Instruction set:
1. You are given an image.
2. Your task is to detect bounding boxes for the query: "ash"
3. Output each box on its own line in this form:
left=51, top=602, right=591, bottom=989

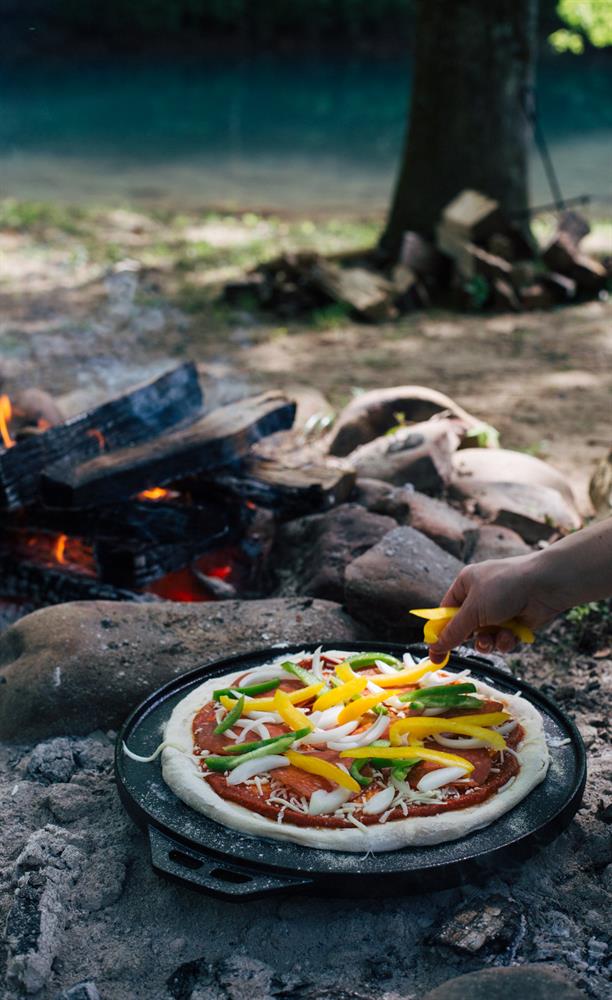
left=0, top=632, right=609, bottom=1000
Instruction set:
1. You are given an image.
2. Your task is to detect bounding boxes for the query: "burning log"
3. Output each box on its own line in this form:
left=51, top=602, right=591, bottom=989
left=206, top=455, right=356, bottom=516
left=0, top=551, right=154, bottom=605
left=41, top=391, right=296, bottom=508
left=0, top=363, right=202, bottom=510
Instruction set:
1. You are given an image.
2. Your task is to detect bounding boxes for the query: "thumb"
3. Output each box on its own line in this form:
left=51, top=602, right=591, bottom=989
left=429, top=601, right=480, bottom=662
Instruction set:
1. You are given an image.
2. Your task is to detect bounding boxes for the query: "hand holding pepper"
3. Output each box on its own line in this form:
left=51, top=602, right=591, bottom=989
left=427, top=519, right=612, bottom=663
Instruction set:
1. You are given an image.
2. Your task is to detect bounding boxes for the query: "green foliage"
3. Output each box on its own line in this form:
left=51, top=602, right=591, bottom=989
left=464, top=421, right=501, bottom=448
left=311, top=303, right=352, bottom=330
left=0, top=199, right=85, bottom=234
left=550, top=0, right=612, bottom=53
left=565, top=599, right=612, bottom=654
left=463, top=275, right=490, bottom=310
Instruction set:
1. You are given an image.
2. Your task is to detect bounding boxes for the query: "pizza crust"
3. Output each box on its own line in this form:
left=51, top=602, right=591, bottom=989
left=161, top=655, right=549, bottom=852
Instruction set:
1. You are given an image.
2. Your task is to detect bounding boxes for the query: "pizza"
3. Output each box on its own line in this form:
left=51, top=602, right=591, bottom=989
left=159, top=647, right=549, bottom=852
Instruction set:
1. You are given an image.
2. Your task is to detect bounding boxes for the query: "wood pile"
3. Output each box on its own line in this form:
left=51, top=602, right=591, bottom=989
left=224, top=190, right=608, bottom=320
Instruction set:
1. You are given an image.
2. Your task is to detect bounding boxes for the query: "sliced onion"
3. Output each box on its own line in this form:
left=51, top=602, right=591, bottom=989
left=434, top=733, right=488, bottom=749
left=417, top=766, right=468, bottom=792
left=226, top=754, right=288, bottom=786
left=308, top=787, right=352, bottom=815
left=310, top=646, right=324, bottom=682
left=301, top=721, right=358, bottom=745
left=422, top=706, right=448, bottom=716
left=247, top=710, right=283, bottom=722
left=234, top=720, right=271, bottom=743
left=375, top=659, right=399, bottom=675
left=309, top=705, right=343, bottom=729
left=494, top=719, right=518, bottom=736
left=327, top=713, right=389, bottom=750
left=363, top=786, right=395, bottom=815
left=402, top=653, right=416, bottom=667
left=238, top=666, right=288, bottom=686
left=366, top=680, right=385, bottom=694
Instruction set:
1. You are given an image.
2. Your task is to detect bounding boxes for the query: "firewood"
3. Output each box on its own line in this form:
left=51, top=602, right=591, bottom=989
left=542, top=232, right=606, bottom=292
left=41, top=392, right=296, bottom=508
left=0, top=363, right=202, bottom=511
left=558, top=209, right=590, bottom=248
left=310, top=260, right=396, bottom=321
left=439, top=190, right=505, bottom=244
left=493, top=279, right=521, bottom=312
left=0, top=551, right=154, bottom=605
left=520, top=283, right=556, bottom=310
left=542, top=272, right=577, bottom=302
left=467, top=244, right=514, bottom=283
left=206, top=455, right=356, bottom=516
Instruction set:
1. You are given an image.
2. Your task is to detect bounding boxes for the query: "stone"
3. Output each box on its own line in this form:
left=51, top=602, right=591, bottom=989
left=452, top=479, right=581, bottom=542
left=451, top=448, right=579, bottom=511
left=589, top=448, right=612, bottom=517
left=401, top=491, right=479, bottom=559
left=0, top=598, right=370, bottom=741
left=429, top=895, right=522, bottom=953
left=348, top=419, right=461, bottom=492
left=56, top=983, right=101, bottom=1000
left=327, top=385, right=482, bottom=457
left=345, top=527, right=463, bottom=637
left=421, top=964, right=588, bottom=1000
left=470, top=524, right=531, bottom=562
left=354, top=481, right=479, bottom=558
left=271, top=503, right=396, bottom=602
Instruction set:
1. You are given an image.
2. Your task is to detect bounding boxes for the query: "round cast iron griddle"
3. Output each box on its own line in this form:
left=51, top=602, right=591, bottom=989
left=115, top=643, right=586, bottom=900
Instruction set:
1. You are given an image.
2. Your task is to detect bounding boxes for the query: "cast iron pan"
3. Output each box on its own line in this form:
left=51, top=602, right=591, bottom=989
left=115, top=642, right=586, bottom=900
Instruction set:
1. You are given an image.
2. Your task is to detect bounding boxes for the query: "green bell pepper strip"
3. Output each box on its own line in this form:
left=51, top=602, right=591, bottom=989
left=213, top=696, right=245, bottom=735
left=212, top=679, right=280, bottom=701
left=399, top=683, right=477, bottom=704
left=206, top=732, right=300, bottom=773
left=347, top=652, right=401, bottom=670
left=222, top=727, right=311, bottom=756
left=373, top=704, right=388, bottom=716
left=349, top=759, right=373, bottom=788
left=281, top=660, right=317, bottom=686
left=391, top=761, right=419, bottom=780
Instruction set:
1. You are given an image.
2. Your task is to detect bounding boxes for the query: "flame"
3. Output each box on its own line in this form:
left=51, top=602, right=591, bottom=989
left=87, top=428, right=106, bottom=451
left=138, top=487, right=172, bottom=501
left=0, top=396, right=15, bottom=449
left=37, top=418, right=52, bottom=431
left=54, top=534, right=68, bottom=565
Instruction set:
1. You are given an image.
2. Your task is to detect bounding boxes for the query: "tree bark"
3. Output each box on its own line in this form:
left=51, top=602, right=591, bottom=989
left=380, top=0, right=538, bottom=259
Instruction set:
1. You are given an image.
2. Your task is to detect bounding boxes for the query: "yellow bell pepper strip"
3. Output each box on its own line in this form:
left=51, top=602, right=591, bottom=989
left=273, top=688, right=314, bottom=732
left=335, top=661, right=357, bottom=683
left=220, top=681, right=323, bottom=716
left=337, top=690, right=403, bottom=725
left=285, top=750, right=361, bottom=793
left=341, top=745, right=475, bottom=772
left=411, top=607, right=535, bottom=644
left=390, top=713, right=510, bottom=749
left=312, top=675, right=368, bottom=711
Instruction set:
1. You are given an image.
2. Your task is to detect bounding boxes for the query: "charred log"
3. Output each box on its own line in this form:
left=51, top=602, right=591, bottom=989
left=41, top=392, right=296, bottom=509
left=0, top=363, right=202, bottom=511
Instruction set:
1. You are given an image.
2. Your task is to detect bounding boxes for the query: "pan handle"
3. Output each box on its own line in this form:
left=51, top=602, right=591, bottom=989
left=148, top=827, right=315, bottom=900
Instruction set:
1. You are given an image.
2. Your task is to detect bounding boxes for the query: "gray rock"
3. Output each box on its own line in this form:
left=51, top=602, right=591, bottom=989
left=272, top=503, right=396, bottom=602
left=452, top=479, right=582, bottom=542
left=349, top=419, right=461, bottom=492
left=327, top=385, right=481, bottom=456
left=429, top=894, right=522, bottom=953
left=44, top=780, right=101, bottom=824
left=352, top=480, right=479, bottom=559
left=345, top=527, right=462, bottom=637
left=56, top=983, right=101, bottom=1000
left=421, top=964, right=587, bottom=1000
left=469, top=524, right=531, bottom=562
left=26, top=738, right=78, bottom=785
left=0, top=598, right=370, bottom=741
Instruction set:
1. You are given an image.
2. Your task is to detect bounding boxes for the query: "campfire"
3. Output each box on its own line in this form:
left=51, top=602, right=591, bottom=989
left=0, top=363, right=357, bottom=620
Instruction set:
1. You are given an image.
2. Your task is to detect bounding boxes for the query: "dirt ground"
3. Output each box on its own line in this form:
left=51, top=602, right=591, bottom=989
left=0, top=204, right=610, bottom=514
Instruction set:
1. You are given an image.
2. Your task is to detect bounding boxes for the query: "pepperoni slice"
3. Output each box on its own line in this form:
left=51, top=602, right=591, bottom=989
left=409, top=747, right=492, bottom=788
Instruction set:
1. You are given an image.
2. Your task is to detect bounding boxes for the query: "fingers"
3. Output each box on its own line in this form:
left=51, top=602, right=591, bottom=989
left=493, top=628, right=518, bottom=654
left=429, top=599, right=480, bottom=663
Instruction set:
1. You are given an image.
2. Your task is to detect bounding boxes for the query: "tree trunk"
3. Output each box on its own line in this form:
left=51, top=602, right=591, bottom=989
left=380, top=0, right=538, bottom=259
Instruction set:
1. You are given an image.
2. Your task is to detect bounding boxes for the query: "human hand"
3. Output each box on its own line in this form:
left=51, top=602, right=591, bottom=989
left=428, top=554, right=563, bottom=663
